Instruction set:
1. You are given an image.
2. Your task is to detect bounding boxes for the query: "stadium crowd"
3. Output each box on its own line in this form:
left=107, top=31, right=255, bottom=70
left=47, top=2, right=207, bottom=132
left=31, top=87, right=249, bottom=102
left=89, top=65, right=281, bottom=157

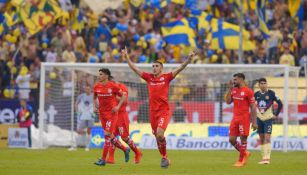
left=0, top=0, right=306, bottom=99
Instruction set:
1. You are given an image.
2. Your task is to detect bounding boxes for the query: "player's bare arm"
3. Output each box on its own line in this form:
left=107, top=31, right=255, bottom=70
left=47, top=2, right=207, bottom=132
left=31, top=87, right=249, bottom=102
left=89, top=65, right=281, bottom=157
left=225, top=80, right=233, bottom=104
left=250, top=103, right=258, bottom=131
left=112, top=92, right=127, bottom=113
left=122, top=47, right=143, bottom=77
left=172, top=49, right=196, bottom=78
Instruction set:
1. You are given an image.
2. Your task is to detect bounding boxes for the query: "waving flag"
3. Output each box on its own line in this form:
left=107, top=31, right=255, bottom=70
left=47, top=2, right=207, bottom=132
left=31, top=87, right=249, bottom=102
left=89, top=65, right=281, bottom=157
left=145, top=0, right=168, bottom=9
left=3, top=12, right=19, bottom=27
left=255, top=0, right=270, bottom=39
left=71, top=8, right=85, bottom=33
left=198, top=12, right=215, bottom=33
left=14, top=0, right=64, bottom=35
left=162, top=18, right=196, bottom=47
left=0, top=12, right=5, bottom=35
left=288, top=0, right=304, bottom=30
left=208, top=19, right=255, bottom=50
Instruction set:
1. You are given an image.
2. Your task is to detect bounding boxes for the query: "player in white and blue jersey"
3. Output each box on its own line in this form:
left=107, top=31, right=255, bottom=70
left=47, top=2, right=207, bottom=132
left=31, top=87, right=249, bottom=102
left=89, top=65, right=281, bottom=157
left=254, top=78, right=283, bottom=164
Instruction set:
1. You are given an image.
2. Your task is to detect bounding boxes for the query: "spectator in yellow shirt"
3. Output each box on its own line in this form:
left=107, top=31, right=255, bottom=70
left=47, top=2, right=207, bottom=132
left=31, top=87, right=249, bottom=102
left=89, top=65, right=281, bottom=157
left=279, top=46, right=295, bottom=66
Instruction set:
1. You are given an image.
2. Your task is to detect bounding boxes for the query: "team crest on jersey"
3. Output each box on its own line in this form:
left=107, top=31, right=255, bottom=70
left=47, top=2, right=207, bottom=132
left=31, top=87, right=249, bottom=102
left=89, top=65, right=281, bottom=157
left=108, top=88, right=112, bottom=93
left=160, top=77, right=165, bottom=81
left=265, top=96, right=269, bottom=100
left=259, top=100, right=266, bottom=107
left=241, top=92, right=245, bottom=96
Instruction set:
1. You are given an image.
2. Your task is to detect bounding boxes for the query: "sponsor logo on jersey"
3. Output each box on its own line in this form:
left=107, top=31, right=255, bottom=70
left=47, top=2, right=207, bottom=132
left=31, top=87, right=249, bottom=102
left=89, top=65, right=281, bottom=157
left=150, top=82, right=165, bottom=86
left=241, top=92, right=245, bottom=96
left=108, top=88, right=112, bottom=93
left=97, top=94, right=112, bottom=97
left=232, top=96, right=244, bottom=100
left=160, top=77, right=165, bottom=81
left=265, top=96, right=269, bottom=100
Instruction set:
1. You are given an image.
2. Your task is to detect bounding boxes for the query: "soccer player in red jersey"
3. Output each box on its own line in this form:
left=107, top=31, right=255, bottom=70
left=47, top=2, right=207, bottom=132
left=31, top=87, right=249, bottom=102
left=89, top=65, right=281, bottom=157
left=225, top=73, right=258, bottom=167
left=107, top=82, right=142, bottom=164
left=93, top=68, right=130, bottom=166
left=122, top=47, right=196, bottom=168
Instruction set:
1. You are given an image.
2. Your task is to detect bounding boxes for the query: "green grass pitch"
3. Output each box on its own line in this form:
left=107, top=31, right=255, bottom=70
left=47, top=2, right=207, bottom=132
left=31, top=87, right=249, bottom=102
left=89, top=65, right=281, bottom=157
left=0, top=148, right=306, bottom=175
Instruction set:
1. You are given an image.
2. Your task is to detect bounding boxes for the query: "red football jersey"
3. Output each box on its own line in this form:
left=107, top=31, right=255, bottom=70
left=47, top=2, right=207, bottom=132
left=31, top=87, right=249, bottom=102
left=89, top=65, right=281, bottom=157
left=93, top=81, right=122, bottom=116
left=231, top=86, right=255, bottom=118
left=141, top=72, right=174, bottom=111
left=117, top=83, right=128, bottom=112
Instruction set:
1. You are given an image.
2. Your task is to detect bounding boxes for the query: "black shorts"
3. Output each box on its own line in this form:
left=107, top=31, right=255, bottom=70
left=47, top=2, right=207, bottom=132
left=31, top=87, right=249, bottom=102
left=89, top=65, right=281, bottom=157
left=257, top=118, right=273, bottom=134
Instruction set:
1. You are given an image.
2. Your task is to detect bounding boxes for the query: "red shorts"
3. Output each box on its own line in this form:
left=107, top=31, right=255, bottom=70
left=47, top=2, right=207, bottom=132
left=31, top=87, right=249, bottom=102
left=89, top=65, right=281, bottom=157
left=150, top=110, right=170, bottom=135
left=229, top=116, right=250, bottom=136
left=114, top=111, right=130, bottom=138
left=99, top=112, right=118, bottom=134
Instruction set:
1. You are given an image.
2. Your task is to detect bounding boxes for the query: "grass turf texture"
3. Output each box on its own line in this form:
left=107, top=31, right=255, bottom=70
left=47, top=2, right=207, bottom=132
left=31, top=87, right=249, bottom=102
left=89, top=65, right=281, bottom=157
left=0, top=148, right=306, bottom=175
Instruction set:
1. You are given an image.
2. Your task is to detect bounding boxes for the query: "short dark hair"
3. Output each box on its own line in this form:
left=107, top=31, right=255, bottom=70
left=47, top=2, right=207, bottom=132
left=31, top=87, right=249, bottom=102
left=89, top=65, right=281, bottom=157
left=99, top=68, right=113, bottom=79
left=233, top=73, right=245, bottom=80
left=154, top=60, right=163, bottom=67
left=258, top=77, right=267, bottom=83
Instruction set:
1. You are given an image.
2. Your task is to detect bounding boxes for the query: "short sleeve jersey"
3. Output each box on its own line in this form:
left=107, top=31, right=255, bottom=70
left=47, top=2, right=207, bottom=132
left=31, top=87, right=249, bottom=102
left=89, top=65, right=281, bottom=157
left=231, top=86, right=255, bottom=118
left=93, top=81, right=122, bottom=115
left=141, top=72, right=174, bottom=111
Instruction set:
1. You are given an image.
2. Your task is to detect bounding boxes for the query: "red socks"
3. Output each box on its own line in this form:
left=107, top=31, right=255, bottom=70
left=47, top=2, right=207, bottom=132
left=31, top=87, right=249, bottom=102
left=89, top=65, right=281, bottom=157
left=239, top=142, right=247, bottom=161
left=111, top=137, right=127, bottom=152
left=102, top=136, right=110, bottom=160
left=234, top=141, right=241, bottom=152
left=108, top=144, right=115, bottom=160
left=156, top=137, right=167, bottom=157
left=124, top=138, right=140, bottom=154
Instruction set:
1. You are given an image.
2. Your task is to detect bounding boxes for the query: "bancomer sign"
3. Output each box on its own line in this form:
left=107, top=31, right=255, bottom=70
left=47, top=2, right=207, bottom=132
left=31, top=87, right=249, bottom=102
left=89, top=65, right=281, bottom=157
left=140, top=136, right=307, bottom=151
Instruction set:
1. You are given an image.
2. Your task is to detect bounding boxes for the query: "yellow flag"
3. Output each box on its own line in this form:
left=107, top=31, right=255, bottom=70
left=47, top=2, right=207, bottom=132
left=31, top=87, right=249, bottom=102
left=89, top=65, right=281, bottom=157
left=130, top=0, right=144, bottom=7
left=16, top=0, right=64, bottom=35
left=208, top=19, right=255, bottom=50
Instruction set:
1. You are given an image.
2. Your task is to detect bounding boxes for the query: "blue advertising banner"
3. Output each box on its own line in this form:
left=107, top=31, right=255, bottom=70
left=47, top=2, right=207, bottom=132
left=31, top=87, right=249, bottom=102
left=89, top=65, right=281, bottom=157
left=0, top=99, right=37, bottom=124
left=89, top=126, right=105, bottom=148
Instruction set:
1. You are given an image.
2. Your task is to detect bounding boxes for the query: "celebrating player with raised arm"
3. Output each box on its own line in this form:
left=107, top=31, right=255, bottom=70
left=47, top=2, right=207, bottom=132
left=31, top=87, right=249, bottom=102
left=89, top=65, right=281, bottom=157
left=225, top=73, right=258, bottom=167
left=255, top=78, right=283, bottom=164
left=93, top=68, right=130, bottom=166
left=122, top=47, right=196, bottom=168
left=107, top=82, right=142, bottom=164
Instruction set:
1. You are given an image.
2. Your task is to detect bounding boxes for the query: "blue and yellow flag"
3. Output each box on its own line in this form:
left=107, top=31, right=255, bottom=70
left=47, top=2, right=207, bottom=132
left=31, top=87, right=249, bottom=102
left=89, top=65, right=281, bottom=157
left=208, top=19, right=255, bottom=50
left=289, top=0, right=304, bottom=30
left=13, top=0, right=63, bottom=35
left=162, top=18, right=196, bottom=47
left=198, top=12, right=215, bottom=33
left=255, top=0, right=270, bottom=39
left=145, top=0, right=168, bottom=8
left=0, top=12, right=5, bottom=35
left=71, top=8, right=85, bottom=33
left=3, top=11, right=19, bottom=27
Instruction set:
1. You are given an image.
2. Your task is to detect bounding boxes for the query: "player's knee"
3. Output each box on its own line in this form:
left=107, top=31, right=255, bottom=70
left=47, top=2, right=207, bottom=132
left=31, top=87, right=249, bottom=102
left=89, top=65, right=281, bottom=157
left=122, top=137, right=129, bottom=143
left=229, top=138, right=236, bottom=145
left=156, top=133, right=164, bottom=141
left=264, top=137, right=271, bottom=144
left=104, top=132, right=112, bottom=137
